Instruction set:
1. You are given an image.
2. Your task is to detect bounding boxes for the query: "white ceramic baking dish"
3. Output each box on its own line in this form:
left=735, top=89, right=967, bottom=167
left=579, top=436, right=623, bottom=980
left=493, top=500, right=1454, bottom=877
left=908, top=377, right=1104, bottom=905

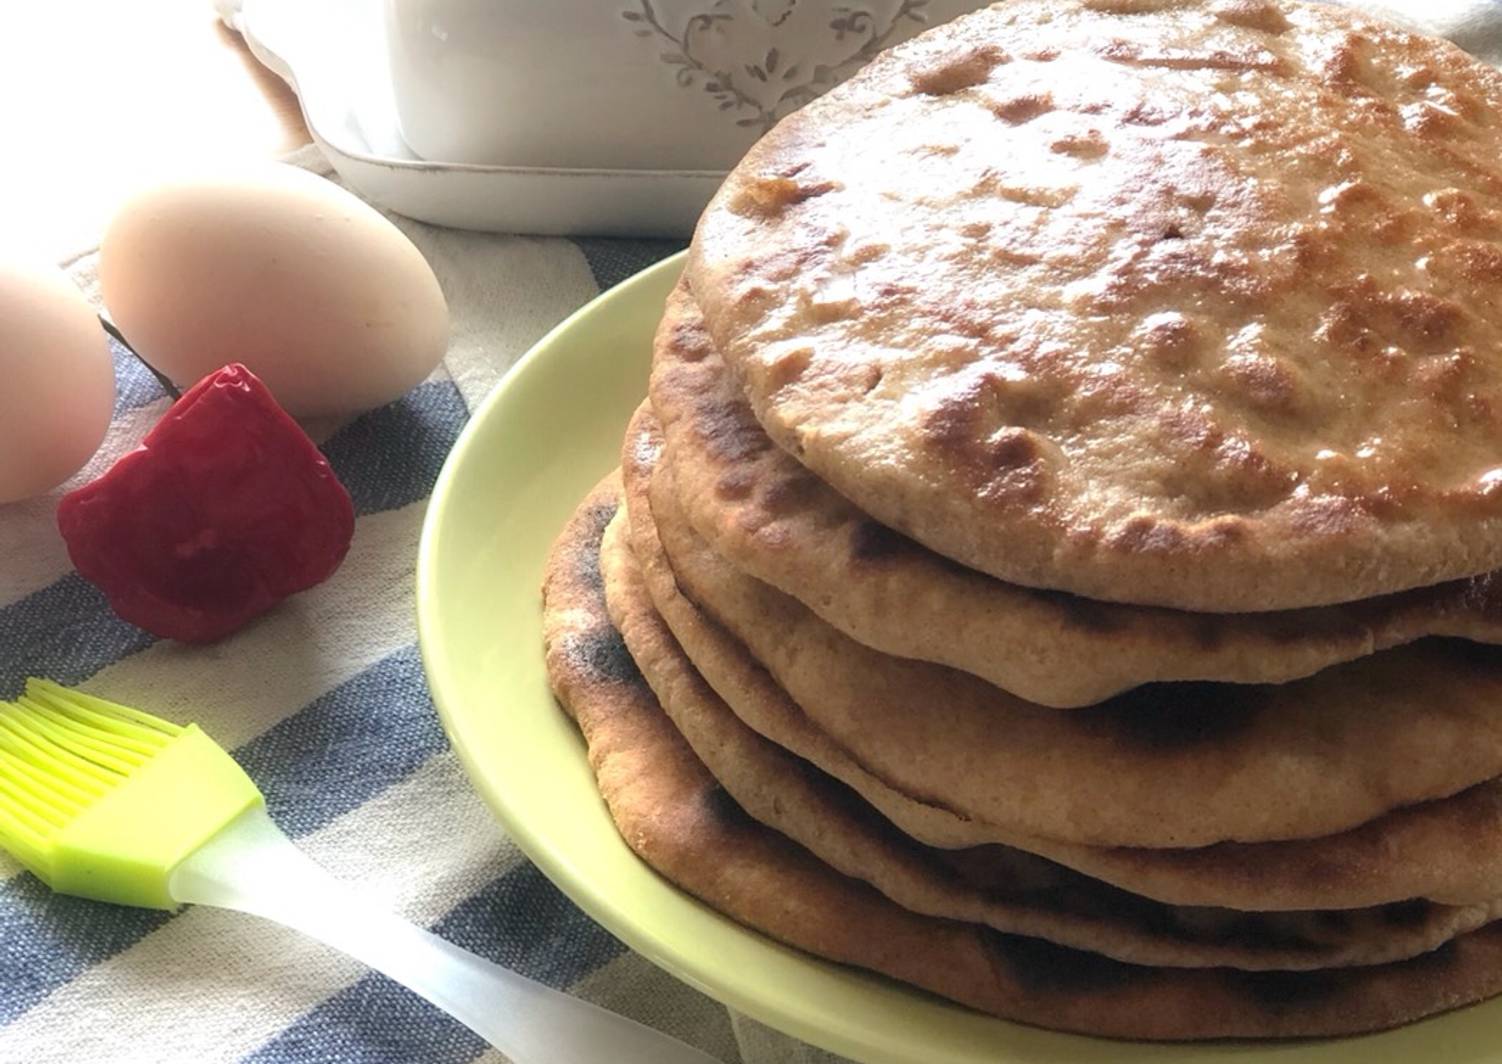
left=225, top=0, right=985, bottom=236
left=384, top=0, right=985, bottom=171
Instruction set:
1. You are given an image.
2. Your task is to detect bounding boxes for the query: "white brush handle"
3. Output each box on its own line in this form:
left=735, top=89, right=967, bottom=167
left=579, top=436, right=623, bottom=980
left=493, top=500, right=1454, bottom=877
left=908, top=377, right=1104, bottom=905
left=170, top=806, right=721, bottom=1064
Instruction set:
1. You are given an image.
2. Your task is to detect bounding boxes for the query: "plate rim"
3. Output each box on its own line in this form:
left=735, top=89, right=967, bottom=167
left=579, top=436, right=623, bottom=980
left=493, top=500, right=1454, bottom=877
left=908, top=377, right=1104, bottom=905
left=413, top=252, right=989, bottom=1062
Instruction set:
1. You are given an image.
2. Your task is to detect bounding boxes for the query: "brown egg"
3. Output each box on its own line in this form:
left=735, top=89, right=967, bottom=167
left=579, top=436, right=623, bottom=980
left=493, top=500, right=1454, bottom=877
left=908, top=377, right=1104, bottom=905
left=0, top=260, right=115, bottom=503
left=100, top=164, right=449, bottom=418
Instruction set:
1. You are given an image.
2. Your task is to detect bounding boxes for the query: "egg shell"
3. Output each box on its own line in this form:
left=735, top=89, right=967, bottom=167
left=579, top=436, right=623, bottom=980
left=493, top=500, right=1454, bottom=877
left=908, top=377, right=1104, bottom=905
left=99, top=164, right=449, bottom=418
left=0, top=260, right=115, bottom=504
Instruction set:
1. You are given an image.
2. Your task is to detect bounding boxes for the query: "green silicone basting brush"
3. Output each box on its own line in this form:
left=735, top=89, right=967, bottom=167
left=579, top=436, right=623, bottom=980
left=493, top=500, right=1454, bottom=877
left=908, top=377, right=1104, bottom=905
left=0, top=679, right=717, bottom=1064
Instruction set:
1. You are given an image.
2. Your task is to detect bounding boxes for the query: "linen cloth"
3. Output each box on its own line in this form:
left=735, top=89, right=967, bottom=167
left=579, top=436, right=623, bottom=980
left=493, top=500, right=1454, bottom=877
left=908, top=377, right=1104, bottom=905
left=0, top=145, right=801, bottom=1064
left=3, top=3, right=1501, bottom=1059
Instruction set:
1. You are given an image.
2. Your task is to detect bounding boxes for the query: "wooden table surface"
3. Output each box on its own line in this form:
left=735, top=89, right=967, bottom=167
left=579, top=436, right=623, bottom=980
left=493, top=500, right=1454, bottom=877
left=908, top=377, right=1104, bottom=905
left=3, top=0, right=311, bottom=263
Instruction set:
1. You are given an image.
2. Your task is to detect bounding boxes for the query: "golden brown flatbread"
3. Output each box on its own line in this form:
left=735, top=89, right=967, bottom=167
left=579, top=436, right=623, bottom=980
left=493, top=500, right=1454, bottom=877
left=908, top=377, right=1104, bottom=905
left=649, top=448, right=1502, bottom=848
left=542, top=474, right=1502, bottom=1039
left=623, top=405, right=1502, bottom=910
left=651, top=281, right=1502, bottom=707
left=689, top=0, right=1502, bottom=611
left=602, top=492, right=1502, bottom=970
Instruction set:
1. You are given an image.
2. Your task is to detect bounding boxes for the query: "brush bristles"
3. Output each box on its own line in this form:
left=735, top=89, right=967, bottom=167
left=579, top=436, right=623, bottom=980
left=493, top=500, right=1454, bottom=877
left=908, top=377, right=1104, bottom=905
left=0, top=680, right=184, bottom=870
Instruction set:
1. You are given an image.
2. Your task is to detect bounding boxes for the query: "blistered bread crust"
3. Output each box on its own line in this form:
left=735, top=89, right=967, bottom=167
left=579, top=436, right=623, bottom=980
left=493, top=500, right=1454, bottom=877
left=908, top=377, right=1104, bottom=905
left=690, top=0, right=1502, bottom=610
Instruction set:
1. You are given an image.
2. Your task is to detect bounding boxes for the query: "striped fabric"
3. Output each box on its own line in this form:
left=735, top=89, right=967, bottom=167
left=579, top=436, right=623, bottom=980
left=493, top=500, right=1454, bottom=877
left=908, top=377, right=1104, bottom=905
left=0, top=147, right=842, bottom=1064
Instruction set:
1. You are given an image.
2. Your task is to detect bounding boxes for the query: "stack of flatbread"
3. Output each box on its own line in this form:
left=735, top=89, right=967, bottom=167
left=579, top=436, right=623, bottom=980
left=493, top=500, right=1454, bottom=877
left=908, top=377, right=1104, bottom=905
left=542, top=0, right=1502, bottom=1040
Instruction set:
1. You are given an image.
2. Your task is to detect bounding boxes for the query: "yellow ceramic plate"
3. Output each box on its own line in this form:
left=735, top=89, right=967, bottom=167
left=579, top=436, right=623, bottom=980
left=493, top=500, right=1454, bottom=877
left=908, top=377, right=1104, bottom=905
left=415, top=252, right=1502, bottom=1064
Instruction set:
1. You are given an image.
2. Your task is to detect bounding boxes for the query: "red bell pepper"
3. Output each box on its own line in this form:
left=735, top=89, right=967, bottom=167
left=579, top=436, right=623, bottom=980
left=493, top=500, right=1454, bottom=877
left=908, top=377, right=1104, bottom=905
left=58, top=363, right=355, bottom=643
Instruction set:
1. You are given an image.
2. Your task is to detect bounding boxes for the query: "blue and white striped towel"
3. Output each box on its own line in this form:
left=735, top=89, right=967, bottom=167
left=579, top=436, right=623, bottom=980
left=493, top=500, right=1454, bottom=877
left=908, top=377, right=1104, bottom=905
left=0, top=146, right=839, bottom=1064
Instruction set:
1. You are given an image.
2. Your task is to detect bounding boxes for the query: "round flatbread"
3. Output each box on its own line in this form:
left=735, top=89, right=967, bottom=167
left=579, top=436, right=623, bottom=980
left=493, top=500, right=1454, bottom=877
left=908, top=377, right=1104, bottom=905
left=542, top=474, right=1502, bottom=1039
left=603, top=479, right=1502, bottom=970
left=689, top=0, right=1502, bottom=611
left=651, top=281, right=1502, bottom=706
left=650, top=445, right=1502, bottom=847
left=622, top=407, right=1502, bottom=909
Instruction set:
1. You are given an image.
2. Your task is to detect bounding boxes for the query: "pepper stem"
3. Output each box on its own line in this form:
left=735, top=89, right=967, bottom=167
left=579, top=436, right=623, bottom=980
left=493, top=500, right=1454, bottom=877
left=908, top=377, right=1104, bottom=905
left=97, top=317, right=182, bottom=400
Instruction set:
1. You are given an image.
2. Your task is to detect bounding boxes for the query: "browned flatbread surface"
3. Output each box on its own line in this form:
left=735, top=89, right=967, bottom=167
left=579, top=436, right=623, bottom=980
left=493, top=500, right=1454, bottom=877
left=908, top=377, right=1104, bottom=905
left=605, top=456, right=1502, bottom=970
left=624, top=405, right=1502, bottom=910
left=689, top=0, right=1502, bottom=611
left=651, top=281, right=1502, bottom=706
left=542, top=473, right=1502, bottom=1039
left=647, top=444, right=1502, bottom=848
